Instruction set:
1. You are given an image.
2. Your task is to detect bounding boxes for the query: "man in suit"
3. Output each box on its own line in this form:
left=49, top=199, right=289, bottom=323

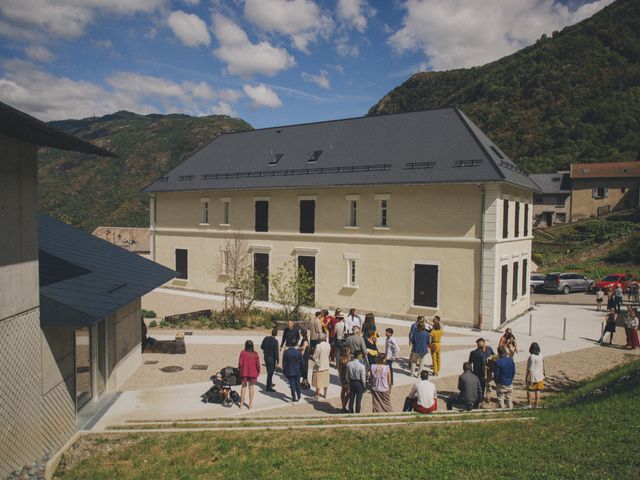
left=282, top=340, right=304, bottom=402
left=260, top=328, right=279, bottom=392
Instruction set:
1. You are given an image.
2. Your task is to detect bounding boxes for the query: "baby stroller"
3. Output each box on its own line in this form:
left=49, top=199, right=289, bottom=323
left=201, top=366, right=241, bottom=407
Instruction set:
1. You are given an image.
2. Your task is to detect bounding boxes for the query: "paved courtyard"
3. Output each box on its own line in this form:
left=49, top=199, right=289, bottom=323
left=90, top=288, right=621, bottom=430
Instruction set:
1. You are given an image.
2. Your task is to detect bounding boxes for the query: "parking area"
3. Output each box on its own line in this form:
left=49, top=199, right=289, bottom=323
left=531, top=291, right=596, bottom=305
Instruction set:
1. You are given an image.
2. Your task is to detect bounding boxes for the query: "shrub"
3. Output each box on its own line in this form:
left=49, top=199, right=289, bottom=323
left=148, top=320, right=158, bottom=328
left=141, top=309, right=157, bottom=318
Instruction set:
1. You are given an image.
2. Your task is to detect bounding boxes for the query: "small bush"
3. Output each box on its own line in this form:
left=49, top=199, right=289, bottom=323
left=141, top=309, right=157, bottom=318
left=148, top=320, right=158, bottom=328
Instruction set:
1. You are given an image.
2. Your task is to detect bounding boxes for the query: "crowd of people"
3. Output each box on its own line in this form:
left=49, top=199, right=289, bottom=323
left=234, top=309, right=547, bottom=412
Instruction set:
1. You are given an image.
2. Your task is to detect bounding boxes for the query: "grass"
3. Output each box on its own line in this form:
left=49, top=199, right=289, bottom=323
left=55, top=360, right=640, bottom=480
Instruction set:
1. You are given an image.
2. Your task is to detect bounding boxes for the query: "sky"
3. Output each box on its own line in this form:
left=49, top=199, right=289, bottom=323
left=0, top=0, right=614, bottom=128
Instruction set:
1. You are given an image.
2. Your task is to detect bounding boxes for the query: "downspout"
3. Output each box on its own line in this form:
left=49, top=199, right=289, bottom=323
left=477, top=184, right=486, bottom=331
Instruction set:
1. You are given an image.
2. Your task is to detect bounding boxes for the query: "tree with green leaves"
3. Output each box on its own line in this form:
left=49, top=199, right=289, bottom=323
left=270, top=259, right=314, bottom=323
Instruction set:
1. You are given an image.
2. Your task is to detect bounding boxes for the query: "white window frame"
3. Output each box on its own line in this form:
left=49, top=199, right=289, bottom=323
left=411, top=260, right=441, bottom=309
left=345, top=195, right=359, bottom=228
left=343, top=253, right=359, bottom=288
left=220, top=248, right=230, bottom=276
left=200, top=198, right=210, bottom=225
left=220, top=197, right=231, bottom=226
left=375, top=194, right=390, bottom=229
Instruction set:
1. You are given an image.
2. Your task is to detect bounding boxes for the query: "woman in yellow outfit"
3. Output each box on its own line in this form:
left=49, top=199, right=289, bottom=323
left=430, top=316, right=444, bottom=376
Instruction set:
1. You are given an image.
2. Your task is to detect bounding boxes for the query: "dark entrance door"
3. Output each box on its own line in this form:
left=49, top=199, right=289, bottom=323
left=413, top=264, right=438, bottom=308
left=297, top=256, right=315, bottom=305
left=545, top=212, right=553, bottom=227
left=500, top=264, right=509, bottom=325
left=253, top=253, right=269, bottom=301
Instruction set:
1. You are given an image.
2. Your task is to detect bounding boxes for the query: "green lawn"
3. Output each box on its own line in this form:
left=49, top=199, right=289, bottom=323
left=56, top=360, right=640, bottom=480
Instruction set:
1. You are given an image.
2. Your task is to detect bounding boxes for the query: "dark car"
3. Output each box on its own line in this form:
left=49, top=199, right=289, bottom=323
left=543, top=272, right=594, bottom=294
left=530, top=274, right=546, bottom=294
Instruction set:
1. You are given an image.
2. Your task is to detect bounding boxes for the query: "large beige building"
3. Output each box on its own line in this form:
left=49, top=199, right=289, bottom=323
left=0, top=102, right=174, bottom=477
left=147, top=108, right=539, bottom=329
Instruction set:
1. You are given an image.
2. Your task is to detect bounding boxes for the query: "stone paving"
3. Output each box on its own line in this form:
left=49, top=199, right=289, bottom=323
left=92, top=289, right=614, bottom=431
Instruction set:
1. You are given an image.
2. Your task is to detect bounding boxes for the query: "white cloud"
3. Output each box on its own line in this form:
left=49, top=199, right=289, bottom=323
left=25, top=45, right=54, bottom=62
left=0, top=60, right=242, bottom=121
left=336, top=0, right=375, bottom=33
left=388, top=0, right=615, bottom=71
left=301, top=69, right=330, bottom=89
left=93, top=39, right=113, bottom=50
left=167, top=10, right=210, bottom=47
left=0, top=0, right=165, bottom=40
left=334, top=64, right=344, bottom=75
left=243, top=83, right=282, bottom=108
left=335, top=35, right=359, bottom=57
left=218, top=88, right=244, bottom=103
left=212, top=14, right=296, bottom=78
left=243, top=0, right=333, bottom=53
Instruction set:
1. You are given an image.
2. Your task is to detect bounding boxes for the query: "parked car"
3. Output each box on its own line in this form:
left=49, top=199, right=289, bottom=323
left=543, top=272, right=594, bottom=294
left=530, top=274, right=546, bottom=294
left=592, top=273, right=638, bottom=293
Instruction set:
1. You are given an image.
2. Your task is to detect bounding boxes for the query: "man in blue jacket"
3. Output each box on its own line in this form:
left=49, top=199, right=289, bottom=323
left=409, top=319, right=430, bottom=377
left=282, top=340, right=304, bottom=402
left=260, top=328, right=279, bottom=392
left=494, top=346, right=516, bottom=409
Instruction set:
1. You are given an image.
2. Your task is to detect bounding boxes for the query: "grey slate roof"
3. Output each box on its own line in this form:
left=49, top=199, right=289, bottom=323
left=145, top=107, right=540, bottom=194
left=0, top=101, right=115, bottom=157
left=39, top=213, right=176, bottom=327
left=529, top=173, right=571, bottom=194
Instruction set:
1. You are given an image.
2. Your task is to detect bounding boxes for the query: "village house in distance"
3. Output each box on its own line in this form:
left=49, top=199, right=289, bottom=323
left=146, top=108, right=541, bottom=329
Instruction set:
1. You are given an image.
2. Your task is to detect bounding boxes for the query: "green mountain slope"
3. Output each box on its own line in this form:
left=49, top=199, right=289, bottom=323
left=369, top=0, right=640, bottom=173
left=38, top=111, right=252, bottom=231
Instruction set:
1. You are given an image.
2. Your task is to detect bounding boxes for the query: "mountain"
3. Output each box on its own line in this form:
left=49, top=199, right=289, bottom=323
left=369, top=0, right=640, bottom=174
left=38, top=111, right=252, bottom=232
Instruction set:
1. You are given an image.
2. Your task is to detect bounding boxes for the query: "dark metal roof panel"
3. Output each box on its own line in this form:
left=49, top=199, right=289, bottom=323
left=0, top=101, right=115, bottom=157
left=145, top=108, right=538, bottom=193
left=529, top=173, right=571, bottom=194
left=38, top=213, right=176, bottom=326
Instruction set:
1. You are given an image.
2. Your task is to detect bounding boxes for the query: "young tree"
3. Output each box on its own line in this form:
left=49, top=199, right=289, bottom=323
left=270, top=259, right=314, bottom=322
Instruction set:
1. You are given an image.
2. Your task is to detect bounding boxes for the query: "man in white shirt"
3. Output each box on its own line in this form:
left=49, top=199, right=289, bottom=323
left=346, top=352, right=367, bottom=413
left=345, top=308, right=361, bottom=335
left=385, top=327, right=400, bottom=385
left=403, top=370, right=438, bottom=414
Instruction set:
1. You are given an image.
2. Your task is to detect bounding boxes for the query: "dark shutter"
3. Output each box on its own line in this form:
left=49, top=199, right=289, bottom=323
left=255, top=201, right=269, bottom=232
left=524, top=204, right=529, bottom=236
left=413, top=264, right=438, bottom=308
left=502, top=199, right=509, bottom=238
left=514, top=202, right=520, bottom=237
left=522, top=259, right=528, bottom=295
left=299, top=200, right=315, bottom=234
left=253, top=253, right=269, bottom=300
left=297, top=256, right=316, bottom=305
left=512, top=261, right=519, bottom=301
left=175, top=249, right=188, bottom=279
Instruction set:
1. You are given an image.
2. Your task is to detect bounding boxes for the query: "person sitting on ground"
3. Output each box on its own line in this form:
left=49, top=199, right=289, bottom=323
left=409, top=319, right=430, bottom=377
left=337, top=346, right=351, bottom=412
left=403, top=370, right=438, bottom=414
left=468, top=338, right=495, bottom=400
left=446, top=362, right=483, bottom=411
left=281, top=319, right=300, bottom=352
left=371, top=354, right=392, bottom=413
left=526, top=342, right=545, bottom=409
left=498, top=328, right=518, bottom=356
left=384, top=328, right=399, bottom=385
left=282, top=339, right=304, bottom=403
left=346, top=351, right=367, bottom=414
left=238, top=340, right=260, bottom=409
left=345, top=326, right=369, bottom=365
left=260, top=328, right=279, bottom=392
left=599, top=308, right=617, bottom=345
left=312, top=333, right=331, bottom=400
left=494, top=346, right=516, bottom=409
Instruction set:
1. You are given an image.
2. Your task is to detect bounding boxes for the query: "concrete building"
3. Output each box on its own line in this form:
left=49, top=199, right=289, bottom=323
left=570, top=161, right=640, bottom=221
left=530, top=172, right=572, bottom=227
left=0, top=102, right=174, bottom=477
left=146, top=108, right=540, bottom=329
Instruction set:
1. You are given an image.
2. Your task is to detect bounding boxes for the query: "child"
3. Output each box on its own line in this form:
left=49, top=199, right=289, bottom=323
left=384, top=328, right=399, bottom=385
left=595, top=287, right=604, bottom=311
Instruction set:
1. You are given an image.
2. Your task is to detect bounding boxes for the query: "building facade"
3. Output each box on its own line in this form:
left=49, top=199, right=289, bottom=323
left=530, top=172, right=572, bottom=227
left=147, top=108, right=538, bottom=329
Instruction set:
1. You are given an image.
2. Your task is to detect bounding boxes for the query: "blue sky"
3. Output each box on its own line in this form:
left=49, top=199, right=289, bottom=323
left=0, top=0, right=613, bottom=128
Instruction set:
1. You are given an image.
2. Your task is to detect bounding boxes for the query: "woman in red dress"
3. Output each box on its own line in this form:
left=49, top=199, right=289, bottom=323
left=238, top=340, right=260, bottom=409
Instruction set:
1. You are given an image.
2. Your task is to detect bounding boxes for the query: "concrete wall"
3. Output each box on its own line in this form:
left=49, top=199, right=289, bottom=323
left=571, top=178, right=639, bottom=221
left=107, top=298, right=142, bottom=391
left=0, top=135, right=44, bottom=478
left=152, top=183, right=532, bottom=327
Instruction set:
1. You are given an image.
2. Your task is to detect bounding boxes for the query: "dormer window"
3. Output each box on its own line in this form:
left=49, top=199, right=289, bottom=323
left=269, top=153, right=283, bottom=166
left=308, top=150, right=323, bottom=163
